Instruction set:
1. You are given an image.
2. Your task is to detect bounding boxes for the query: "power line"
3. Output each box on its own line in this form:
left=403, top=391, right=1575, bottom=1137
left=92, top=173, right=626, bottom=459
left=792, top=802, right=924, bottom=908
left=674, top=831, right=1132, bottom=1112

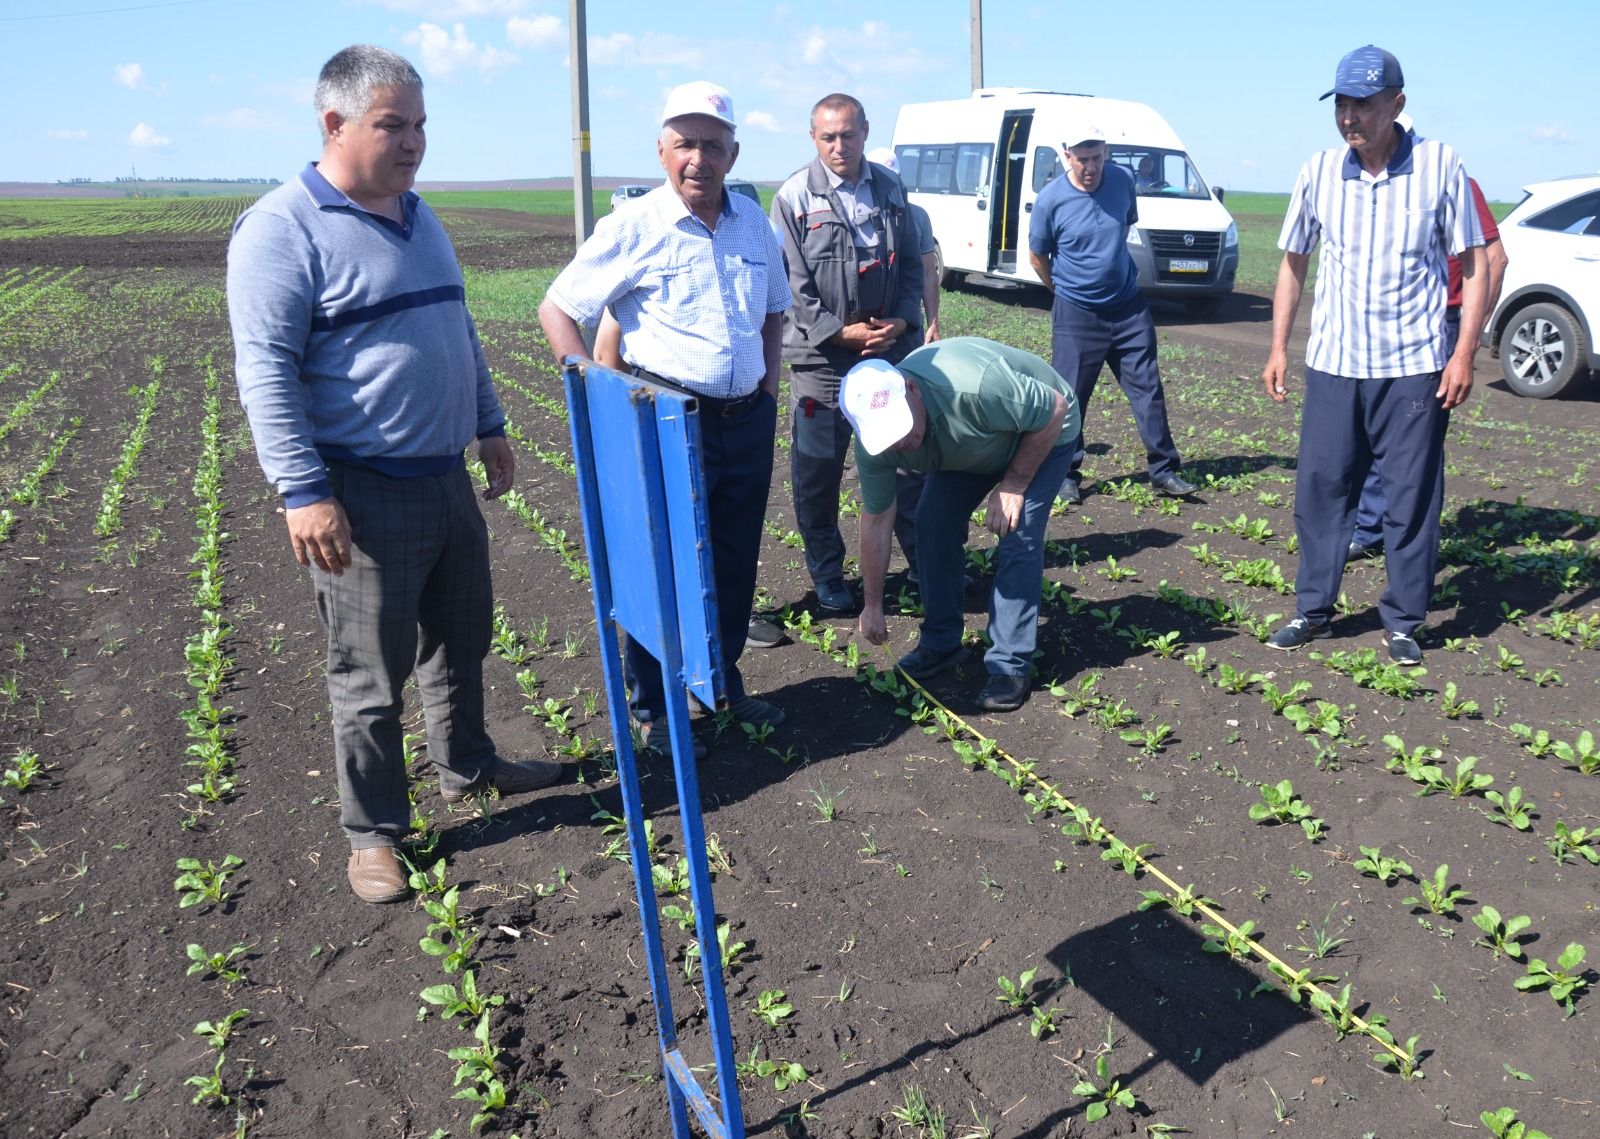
left=0, top=0, right=227, bottom=23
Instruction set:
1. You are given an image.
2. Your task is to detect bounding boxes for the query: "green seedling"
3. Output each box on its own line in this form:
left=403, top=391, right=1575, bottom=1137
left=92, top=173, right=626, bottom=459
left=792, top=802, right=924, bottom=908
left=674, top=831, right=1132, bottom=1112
left=683, top=919, right=748, bottom=981
left=1215, top=663, right=1263, bottom=694
left=1439, top=681, right=1478, bottom=719
left=1029, top=1004, right=1065, bottom=1038
left=1073, top=1052, right=1140, bottom=1122
left=651, top=856, right=690, bottom=896
left=1137, top=883, right=1216, bottom=917
left=736, top=1042, right=808, bottom=1091
left=1283, top=700, right=1343, bottom=737
left=402, top=854, right=450, bottom=897
left=1483, top=785, right=1536, bottom=831
left=420, top=968, right=504, bottom=1022
left=1260, top=679, right=1312, bottom=713
left=888, top=1084, right=946, bottom=1133
left=751, top=988, right=794, bottom=1027
left=1201, top=919, right=1257, bottom=961
left=1290, top=906, right=1351, bottom=959
left=1479, top=1107, right=1552, bottom=1139
left=807, top=781, right=839, bottom=821
left=1120, top=723, right=1175, bottom=756
left=1100, top=836, right=1154, bottom=875
left=1403, top=864, right=1470, bottom=916
left=184, top=1053, right=231, bottom=1107
left=1495, top=644, right=1524, bottom=672
left=447, top=1011, right=505, bottom=1128
left=1352, top=846, right=1412, bottom=883
left=1437, top=755, right=1494, bottom=799
left=1546, top=822, right=1600, bottom=866
left=995, top=966, right=1039, bottom=1010
left=1140, top=630, right=1183, bottom=658
left=1552, top=730, right=1600, bottom=775
left=1181, top=647, right=1212, bottom=675
left=185, top=942, right=249, bottom=984
left=1366, top=1020, right=1424, bottom=1080
left=2, top=750, right=42, bottom=790
left=193, top=1008, right=249, bottom=1050
left=1471, top=906, right=1532, bottom=960
left=1514, top=943, right=1590, bottom=1006
left=1306, top=982, right=1360, bottom=1039
left=1508, top=723, right=1555, bottom=758
left=420, top=884, right=480, bottom=973
left=174, top=854, right=243, bottom=908
left=1248, top=780, right=1320, bottom=840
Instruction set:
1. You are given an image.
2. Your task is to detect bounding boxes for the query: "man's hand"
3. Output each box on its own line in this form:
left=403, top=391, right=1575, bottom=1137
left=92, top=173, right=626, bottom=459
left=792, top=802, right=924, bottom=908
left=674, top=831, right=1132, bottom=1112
left=479, top=435, right=516, bottom=499
left=831, top=317, right=906, bottom=357
left=1436, top=356, right=1474, bottom=410
left=924, top=317, right=940, bottom=344
left=1261, top=348, right=1291, bottom=402
left=286, top=497, right=352, bottom=575
left=984, top=485, right=1025, bottom=538
left=858, top=605, right=888, bottom=645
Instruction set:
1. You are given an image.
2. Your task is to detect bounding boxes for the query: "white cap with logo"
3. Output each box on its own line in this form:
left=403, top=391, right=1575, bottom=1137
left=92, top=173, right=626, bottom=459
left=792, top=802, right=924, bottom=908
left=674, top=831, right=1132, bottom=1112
left=841, top=359, right=913, bottom=455
left=660, top=81, right=737, bottom=130
left=1061, top=122, right=1107, bottom=150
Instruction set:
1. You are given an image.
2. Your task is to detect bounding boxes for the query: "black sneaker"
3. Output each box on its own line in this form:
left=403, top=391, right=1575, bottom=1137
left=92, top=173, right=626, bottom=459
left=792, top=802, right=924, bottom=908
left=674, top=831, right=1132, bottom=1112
left=1385, top=630, right=1423, bottom=666
left=977, top=673, right=1028, bottom=712
left=1058, top=480, right=1082, bottom=506
left=1266, top=617, right=1331, bottom=651
left=746, top=615, right=784, bottom=649
left=896, top=643, right=970, bottom=680
left=815, top=579, right=856, bottom=614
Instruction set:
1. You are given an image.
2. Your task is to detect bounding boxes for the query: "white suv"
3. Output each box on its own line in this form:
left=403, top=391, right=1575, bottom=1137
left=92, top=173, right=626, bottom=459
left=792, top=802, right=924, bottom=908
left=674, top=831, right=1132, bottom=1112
left=1484, top=174, right=1600, bottom=398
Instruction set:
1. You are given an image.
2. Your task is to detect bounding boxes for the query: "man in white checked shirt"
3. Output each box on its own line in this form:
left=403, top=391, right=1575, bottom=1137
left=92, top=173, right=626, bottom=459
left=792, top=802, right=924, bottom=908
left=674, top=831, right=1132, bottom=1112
left=539, top=81, right=793, bottom=761
left=1261, top=45, right=1486, bottom=667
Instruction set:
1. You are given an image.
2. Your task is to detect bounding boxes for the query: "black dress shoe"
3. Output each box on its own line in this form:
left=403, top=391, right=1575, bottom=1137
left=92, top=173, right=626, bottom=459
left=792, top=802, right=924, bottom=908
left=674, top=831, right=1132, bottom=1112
left=1151, top=473, right=1198, bottom=497
left=1348, top=539, right=1384, bottom=559
left=1058, top=481, right=1082, bottom=506
left=977, top=673, right=1028, bottom=712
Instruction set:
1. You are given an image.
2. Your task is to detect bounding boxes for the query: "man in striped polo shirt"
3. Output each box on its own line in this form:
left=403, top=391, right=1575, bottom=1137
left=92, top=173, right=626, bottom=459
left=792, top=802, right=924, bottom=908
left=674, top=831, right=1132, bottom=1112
left=1262, top=45, right=1487, bottom=666
left=229, top=45, right=562, bottom=905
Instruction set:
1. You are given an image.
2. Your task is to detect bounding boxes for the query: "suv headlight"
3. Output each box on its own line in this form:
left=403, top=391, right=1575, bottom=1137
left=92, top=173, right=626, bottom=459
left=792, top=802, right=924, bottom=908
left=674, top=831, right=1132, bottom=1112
left=1126, top=227, right=1143, bottom=246
left=1224, top=221, right=1239, bottom=249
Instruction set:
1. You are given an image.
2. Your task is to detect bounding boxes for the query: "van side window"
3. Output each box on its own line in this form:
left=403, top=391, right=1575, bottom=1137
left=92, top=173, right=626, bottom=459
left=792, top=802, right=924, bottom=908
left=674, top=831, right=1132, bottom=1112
left=1033, top=147, right=1062, bottom=192
left=896, top=146, right=921, bottom=190
left=912, top=146, right=956, bottom=193
left=954, top=144, right=993, bottom=196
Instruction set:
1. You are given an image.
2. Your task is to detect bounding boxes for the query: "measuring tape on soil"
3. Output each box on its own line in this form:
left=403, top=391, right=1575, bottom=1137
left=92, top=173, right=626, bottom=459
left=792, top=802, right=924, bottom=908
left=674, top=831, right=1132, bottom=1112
left=873, top=649, right=1414, bottom=1070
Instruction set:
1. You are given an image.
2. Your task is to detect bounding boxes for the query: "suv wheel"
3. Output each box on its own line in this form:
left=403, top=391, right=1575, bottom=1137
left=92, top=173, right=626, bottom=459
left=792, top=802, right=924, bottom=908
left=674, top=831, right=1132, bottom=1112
left=1499, top=301, right=1587, bottom=398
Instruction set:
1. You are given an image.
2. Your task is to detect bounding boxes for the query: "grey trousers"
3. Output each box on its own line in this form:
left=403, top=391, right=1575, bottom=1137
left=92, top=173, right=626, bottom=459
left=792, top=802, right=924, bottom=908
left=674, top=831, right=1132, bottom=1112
left=313, top=461, right=497, bottom=847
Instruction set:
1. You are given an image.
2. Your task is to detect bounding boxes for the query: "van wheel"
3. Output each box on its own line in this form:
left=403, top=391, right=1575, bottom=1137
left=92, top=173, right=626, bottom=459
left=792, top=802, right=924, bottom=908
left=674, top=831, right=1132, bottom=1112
left=1183, top=296, right=1222, bottom=319
left=933, top=244, right=951, bottom=288
left=1499, top=301, right=1586, bottom=398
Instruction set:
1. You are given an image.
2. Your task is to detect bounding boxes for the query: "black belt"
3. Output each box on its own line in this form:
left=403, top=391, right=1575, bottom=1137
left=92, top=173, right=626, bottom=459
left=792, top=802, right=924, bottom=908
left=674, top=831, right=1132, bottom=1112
left=1445, top=305, right=1461, bottom=323
left=629, top=365, right=763, bottom=417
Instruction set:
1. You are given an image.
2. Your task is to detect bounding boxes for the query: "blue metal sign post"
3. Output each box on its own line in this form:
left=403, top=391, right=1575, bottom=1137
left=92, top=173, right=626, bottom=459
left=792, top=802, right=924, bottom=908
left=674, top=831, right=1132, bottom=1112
left=562, top=358, right=745, bottom=1139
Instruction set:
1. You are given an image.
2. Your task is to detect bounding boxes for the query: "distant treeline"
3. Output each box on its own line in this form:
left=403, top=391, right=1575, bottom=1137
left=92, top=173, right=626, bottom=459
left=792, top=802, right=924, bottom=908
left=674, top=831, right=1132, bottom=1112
left=57, top=177, right=282, bottom=185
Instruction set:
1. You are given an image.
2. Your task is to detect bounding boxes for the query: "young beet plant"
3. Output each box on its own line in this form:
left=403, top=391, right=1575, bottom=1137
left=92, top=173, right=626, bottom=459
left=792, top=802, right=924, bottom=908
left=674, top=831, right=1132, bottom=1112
left=1352, top=846, right=1413, bottom=884
left=1514, top=943, right=1591, bottom=1009
left=1472, top=907, right=1532, bottom=960
left=1073, top=1053, right=1140, bottom=1122
left=1403, top=864, right=1471, bottom=917
left=1480, top=1106, right=1552, bottom=1139
left=1248, top=780, right=1325, bottom=842
left=174, top=855, right=243, bottom=909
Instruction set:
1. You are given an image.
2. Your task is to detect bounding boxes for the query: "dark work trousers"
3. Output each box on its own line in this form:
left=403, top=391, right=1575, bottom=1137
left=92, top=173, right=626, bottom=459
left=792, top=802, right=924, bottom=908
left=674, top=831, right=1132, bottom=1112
left=626, top=390, right=777, bottom=723
left=313, top=461, right=497, bottom=848
left=913, top=446, right=1072, bottom=677
left=1293, top=368, right=1449, bottom=633
left=791, top=392, right=922, bottom=588
left=1352, top=315, right=1460, bottom=548
left=1049, top=294, right=1182, bottom=491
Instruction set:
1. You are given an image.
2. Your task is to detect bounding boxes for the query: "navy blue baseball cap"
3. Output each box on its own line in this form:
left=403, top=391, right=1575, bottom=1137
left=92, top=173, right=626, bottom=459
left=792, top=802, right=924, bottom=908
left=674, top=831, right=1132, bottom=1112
left=1320, top=44, right=1405, bottom=100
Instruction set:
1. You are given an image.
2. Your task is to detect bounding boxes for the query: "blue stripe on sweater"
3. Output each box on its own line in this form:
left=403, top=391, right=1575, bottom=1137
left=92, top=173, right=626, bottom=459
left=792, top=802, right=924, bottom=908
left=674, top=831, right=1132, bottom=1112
left=311, top=284, right=466, bottom=333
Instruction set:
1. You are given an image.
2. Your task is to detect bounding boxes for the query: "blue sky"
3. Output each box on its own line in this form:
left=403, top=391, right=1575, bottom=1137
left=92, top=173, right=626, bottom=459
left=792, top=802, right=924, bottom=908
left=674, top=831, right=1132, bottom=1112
left=4, top=0, right=1595, bottom=201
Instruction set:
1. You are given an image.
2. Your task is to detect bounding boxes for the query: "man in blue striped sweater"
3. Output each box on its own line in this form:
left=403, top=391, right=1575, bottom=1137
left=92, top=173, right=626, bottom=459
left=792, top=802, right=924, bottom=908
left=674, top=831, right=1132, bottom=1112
left=1262, top=45, right=1487, bottom=667
left=228, top=45, right=561, bottom=905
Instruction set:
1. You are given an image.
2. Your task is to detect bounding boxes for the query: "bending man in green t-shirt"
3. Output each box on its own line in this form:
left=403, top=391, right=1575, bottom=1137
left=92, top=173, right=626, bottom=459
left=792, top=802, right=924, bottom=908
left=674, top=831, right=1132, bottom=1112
left=841, top=337, right=1079, bottom=711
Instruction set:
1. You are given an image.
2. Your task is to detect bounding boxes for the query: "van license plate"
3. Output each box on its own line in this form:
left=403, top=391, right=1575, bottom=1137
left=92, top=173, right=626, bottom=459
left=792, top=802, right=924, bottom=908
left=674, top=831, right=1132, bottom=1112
left=1168, top=258, right=1209, bottom=273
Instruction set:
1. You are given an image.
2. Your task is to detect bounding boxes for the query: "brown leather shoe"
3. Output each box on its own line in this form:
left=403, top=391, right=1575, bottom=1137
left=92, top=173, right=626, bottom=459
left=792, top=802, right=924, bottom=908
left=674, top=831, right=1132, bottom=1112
left=347, top=847, right=409, bottom=904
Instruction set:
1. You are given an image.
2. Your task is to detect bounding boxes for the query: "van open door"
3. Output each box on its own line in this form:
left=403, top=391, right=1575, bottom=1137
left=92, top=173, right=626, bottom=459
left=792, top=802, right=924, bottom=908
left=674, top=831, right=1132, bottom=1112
left=990, top=111, right=1033, bottom=275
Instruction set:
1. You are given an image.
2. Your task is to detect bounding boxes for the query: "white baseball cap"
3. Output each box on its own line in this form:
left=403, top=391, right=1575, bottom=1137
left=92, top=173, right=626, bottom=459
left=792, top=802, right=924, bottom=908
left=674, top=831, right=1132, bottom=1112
left=660, top=81, right=737, bottom=130
left=1061, top=122, right=1107, bottom=150
left=866, top=146, right=898, bottom=173
left=841, top=359, right=913, bottom=455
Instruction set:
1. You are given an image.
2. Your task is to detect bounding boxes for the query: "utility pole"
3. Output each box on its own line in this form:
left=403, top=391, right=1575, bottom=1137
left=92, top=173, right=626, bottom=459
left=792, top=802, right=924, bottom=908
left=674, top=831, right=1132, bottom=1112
left=568, top=0, right=594, bottom=246
left=970, top=0, right=984, bottom=91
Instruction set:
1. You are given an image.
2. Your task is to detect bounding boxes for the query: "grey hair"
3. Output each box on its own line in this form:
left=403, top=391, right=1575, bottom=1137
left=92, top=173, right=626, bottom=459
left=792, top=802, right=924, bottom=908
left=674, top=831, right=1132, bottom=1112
left=314, top=45, right=422, bottom=138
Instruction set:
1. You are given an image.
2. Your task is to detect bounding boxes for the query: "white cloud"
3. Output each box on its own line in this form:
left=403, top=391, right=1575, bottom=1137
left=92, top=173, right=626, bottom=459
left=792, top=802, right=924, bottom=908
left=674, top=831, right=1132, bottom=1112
left=506, top=13, right=562, bottom=50
left=262, top=77, right=317, bottom=106
left=404, top=22, right=519, bottom=76
left=128, top=122, right=171, bottom=148
left=364, top=0, right=526, bottom=16
left=588, top=31, right=701, bottom=69
left=47, top=128, right=89, bottom=141
left=1238, top=158, right=1259, bottom=170
left=800, top=32, right=828, bottom=66
left=1531, top=125, right=1573, bottom=144
left=201, top=108, right=281, bottom=131
left=742, top=110, right=782, bottom=134
left=114, top=62, right=144, bottom=89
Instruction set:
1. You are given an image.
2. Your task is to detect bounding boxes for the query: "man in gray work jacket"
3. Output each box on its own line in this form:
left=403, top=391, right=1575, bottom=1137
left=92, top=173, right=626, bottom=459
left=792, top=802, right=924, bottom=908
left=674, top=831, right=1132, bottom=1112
left=772, top=92, right=924, bottom=614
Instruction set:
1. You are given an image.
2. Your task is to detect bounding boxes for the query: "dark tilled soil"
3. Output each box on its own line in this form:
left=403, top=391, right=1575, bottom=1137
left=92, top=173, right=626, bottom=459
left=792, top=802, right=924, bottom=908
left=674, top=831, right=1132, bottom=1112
left=0, top=222, right=1596, bottom=1139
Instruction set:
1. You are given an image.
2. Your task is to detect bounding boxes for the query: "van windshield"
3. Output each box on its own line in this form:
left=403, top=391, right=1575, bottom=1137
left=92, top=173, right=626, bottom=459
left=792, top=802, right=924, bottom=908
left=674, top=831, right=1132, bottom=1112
left=1110, top=147, right=1212, bottom=200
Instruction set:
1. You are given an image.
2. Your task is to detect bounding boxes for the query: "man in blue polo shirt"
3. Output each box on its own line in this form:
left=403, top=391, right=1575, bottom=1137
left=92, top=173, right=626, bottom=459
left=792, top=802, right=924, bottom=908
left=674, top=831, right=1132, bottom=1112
left=228, top=45, right=562, bottom=905
left=1262, top=45, right=1486, bottom=665
left=1028, top=124, right=1195, bottom=505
